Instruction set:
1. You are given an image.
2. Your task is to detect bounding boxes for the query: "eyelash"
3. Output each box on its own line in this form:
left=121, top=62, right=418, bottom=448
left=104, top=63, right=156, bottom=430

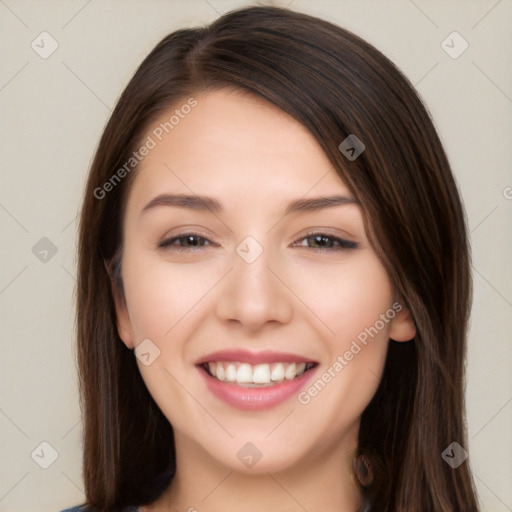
left=157, top=231, right=358, bottom=252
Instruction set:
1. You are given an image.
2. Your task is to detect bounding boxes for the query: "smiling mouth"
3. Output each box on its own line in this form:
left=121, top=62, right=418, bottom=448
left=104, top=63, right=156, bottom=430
left=200, top=361, right=317, bottom=387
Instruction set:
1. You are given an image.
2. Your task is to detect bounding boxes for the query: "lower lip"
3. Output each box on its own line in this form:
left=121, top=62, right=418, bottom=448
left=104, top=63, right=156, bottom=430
left=198, top=366, right=318, bottom=411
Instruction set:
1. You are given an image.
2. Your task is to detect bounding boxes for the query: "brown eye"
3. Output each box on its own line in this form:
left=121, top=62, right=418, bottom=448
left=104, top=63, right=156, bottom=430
left=295, top=233, right=357, bottom=251
left=158, top=233, right=213, bottom=251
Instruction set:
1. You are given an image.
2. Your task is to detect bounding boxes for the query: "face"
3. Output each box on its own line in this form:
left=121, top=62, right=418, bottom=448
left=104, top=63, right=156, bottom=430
left=114, top=88, right=415, bottom=475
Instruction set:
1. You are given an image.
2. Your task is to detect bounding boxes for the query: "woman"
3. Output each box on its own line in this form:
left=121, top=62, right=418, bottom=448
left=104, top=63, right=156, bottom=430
left=62, top=5, right=480, bottom=511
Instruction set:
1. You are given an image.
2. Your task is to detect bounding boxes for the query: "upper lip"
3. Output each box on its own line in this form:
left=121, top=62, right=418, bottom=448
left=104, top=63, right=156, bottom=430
left=195, top=349, right=317, bottom=366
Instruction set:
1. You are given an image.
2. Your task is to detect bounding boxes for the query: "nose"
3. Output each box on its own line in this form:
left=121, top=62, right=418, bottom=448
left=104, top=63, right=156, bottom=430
left=214, top=244, right=294, bottom=331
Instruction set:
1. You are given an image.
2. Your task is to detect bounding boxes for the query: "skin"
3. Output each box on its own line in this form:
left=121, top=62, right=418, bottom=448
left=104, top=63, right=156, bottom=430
left=113, top=88, right=416, bottom=511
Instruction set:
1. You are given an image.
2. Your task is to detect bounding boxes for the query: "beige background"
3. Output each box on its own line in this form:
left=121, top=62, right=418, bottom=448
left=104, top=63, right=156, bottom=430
left=0, top=0, right=511, bottom=511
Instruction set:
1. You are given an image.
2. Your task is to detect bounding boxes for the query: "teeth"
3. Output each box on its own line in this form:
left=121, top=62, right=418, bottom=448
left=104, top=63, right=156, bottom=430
left=216, top=362, right=226, bottom=381
left=237, top=363, right=253, bottom=383
left=226, top=363, right=237, bottom=382
left=271, top=363, right=285, bottom=382
left=253, top=364, right=271, bottom=384
left=284, top=363, right=296, bottom=380
left=205, top=361, right=313, bottom=386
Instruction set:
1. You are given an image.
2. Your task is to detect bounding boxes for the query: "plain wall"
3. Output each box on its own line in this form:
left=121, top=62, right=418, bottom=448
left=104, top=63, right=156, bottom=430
left=0, top=1, right=511, bottom=511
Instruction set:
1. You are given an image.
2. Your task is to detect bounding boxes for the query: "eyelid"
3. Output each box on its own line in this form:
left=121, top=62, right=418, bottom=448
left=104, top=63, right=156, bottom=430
left=157, top=225, right=216, bottom=243
left=295, top=227, right=357, bottom=241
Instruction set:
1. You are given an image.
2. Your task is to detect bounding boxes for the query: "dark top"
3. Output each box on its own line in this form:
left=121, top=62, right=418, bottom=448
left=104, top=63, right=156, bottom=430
left=60, top=468, right=175, bottom=511
left=60, top=507, right=139, bottom=512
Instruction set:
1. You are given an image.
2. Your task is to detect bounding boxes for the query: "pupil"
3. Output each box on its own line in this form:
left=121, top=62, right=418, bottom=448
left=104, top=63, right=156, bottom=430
left=186, top=236, right=200, bottom=246
left=312, top=235, right=330, bottom=247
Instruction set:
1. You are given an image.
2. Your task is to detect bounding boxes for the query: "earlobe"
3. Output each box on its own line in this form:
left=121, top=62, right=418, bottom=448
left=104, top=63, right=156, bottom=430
left=110, top=280, right=135, bottom=350
left=389, top=305, right=416, bottom=342
left=105, top=252, right=135, bottom=349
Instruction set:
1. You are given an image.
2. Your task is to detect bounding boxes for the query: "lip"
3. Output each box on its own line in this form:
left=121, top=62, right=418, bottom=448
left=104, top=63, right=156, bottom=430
left=197, top=359, right=318, bottom=411
left=196, top=349, right=317, bottom=366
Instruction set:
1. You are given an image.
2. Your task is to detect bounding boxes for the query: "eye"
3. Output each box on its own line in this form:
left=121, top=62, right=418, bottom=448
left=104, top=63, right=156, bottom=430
left=293, top=232, right=358, bottom=251
left=157, top=233, right=214, bottom=252
left=157, top=231, right=357, bottom=253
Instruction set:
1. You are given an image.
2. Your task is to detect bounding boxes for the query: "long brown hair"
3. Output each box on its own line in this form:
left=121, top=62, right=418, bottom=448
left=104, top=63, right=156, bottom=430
left=76, top=6, right=479, bottom=511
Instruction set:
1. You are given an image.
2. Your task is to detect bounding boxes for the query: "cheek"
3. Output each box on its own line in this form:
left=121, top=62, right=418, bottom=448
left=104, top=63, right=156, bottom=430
left=121, top=252, right=215, bottom=342
left=120, top=254, right=208, bottom=427
left=291, top=252, right=394, bottom=344
left=292, top=254, right=393, bottom=414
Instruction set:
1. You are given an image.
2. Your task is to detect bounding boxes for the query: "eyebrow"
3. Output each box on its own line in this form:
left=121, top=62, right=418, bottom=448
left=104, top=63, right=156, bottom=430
left=141, top=193, right=358, bottom=216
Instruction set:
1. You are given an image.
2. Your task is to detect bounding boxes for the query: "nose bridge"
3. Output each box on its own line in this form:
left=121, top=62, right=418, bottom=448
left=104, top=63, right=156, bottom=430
left=214, top=234, right=293, bottom=329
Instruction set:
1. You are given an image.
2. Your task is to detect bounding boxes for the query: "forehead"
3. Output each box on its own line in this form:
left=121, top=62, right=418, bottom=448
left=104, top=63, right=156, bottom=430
left=126, top=88, right=353, bottom=211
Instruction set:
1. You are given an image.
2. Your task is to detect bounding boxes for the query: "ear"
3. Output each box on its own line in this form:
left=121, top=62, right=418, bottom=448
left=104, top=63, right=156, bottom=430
left=110, top=277, right=135, bottom=350
left=388, top=303, right=416, bottom=342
